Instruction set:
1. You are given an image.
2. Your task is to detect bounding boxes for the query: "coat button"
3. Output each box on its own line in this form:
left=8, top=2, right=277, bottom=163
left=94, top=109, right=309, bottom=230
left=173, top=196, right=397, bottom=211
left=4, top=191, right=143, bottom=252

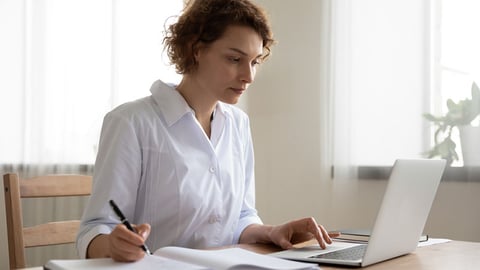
left=208, top=215, right=217, bottom=224
left=208, top=214, right=221, bottom=224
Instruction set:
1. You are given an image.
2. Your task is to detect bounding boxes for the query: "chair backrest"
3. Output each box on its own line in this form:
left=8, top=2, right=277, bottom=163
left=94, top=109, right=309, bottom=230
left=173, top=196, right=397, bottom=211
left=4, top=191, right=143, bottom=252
left=3, top=173, right=92, bottom=269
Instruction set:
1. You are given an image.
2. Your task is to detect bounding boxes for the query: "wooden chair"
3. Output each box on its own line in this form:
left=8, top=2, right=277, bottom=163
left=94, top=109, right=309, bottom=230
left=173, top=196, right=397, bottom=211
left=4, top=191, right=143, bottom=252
left=3, top=173, right=92, bottom=269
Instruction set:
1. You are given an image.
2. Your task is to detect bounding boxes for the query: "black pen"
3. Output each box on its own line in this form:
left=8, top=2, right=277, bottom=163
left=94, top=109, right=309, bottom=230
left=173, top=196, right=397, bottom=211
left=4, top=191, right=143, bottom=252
left=109, top=199, right=152, bottom=255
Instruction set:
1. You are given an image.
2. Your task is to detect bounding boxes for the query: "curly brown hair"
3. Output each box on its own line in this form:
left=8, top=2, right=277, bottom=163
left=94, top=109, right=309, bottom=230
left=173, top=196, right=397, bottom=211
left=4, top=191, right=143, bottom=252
left=163, top=0, right=275, bottom=75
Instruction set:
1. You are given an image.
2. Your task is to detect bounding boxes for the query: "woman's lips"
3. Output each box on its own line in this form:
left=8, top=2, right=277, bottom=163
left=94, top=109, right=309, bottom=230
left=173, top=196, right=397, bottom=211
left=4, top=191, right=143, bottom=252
left=231, top=87, right=245, bottom=94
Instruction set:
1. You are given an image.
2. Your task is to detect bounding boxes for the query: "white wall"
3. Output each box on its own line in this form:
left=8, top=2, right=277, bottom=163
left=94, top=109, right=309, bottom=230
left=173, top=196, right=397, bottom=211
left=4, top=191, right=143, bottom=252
left=247, top=0, right=334, bottom=226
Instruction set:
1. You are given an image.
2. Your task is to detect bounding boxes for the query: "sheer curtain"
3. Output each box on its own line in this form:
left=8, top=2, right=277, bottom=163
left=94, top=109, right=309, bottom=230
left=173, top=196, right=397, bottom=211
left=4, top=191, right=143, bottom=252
left=436, top=0, right=480, bottom=165
left=0, top=0, right=182, bottom=267
left=329, top=0, right=480, bottom=180
left=329, top=0, right=431, bottom=181
left=1, top=0, right=182, bottom=172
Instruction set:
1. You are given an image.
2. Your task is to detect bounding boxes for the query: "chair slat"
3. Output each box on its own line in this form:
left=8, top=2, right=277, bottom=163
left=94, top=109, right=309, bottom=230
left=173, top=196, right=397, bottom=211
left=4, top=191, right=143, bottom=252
left=19, top=175, right=92, bottom=197
left=23, top=221, right=81, bottom=247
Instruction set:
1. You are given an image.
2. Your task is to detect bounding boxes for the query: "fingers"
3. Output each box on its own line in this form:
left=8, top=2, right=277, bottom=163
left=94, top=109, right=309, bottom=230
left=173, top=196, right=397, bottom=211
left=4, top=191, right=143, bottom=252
left=328, top=231, right=342, bottom=238
left=303, top=218, right=330, bottom=249
left=278, top=238, right=294, bottom=250
left=134, top=223, right=151, bottom=240
left=109, top=223, right=150, bottom=262
left=280, top=217, right=333, bottom=250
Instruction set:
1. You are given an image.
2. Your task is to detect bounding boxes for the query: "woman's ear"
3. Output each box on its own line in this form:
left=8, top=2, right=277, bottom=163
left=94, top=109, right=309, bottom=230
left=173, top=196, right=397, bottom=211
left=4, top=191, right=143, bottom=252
left=193, top=42, right=204, bottom=62
left=193, top=49, right=200, bottom=62
left=191, top=42, right=207, bottom=70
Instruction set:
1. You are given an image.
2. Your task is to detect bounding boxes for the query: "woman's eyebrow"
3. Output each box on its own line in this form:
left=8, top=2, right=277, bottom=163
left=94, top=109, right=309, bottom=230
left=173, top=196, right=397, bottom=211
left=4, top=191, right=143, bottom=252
left=228, top=47, right=263, bottom=58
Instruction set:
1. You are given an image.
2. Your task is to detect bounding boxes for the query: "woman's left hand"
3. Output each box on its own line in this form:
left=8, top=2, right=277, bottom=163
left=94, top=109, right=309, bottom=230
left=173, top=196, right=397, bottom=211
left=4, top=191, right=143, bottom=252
left=269, top=217, right=340, bottom=249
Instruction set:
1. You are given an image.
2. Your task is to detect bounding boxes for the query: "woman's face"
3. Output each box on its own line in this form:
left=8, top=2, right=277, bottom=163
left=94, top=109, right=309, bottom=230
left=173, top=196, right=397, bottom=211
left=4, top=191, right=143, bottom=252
left=192, top=25, right=264, bottom=105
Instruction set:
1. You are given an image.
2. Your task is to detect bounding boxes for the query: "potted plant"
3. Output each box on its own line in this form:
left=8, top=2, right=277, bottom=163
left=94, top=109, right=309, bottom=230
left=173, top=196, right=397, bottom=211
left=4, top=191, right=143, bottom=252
left=423, top=82, right=480, bottom=166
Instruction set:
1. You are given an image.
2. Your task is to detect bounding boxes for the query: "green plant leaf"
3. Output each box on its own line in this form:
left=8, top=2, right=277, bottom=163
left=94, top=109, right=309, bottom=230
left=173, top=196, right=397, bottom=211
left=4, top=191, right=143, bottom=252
left=446, top=99, right=457, bottom=111
left=422, top=81, right=480, bottom=165
left=423, top=113, right=442, bottom=122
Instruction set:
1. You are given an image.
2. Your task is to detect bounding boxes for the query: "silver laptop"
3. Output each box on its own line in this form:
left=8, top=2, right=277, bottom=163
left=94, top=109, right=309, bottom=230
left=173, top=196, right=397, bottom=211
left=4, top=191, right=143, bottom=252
left=271, top=159, right=446, bottom=267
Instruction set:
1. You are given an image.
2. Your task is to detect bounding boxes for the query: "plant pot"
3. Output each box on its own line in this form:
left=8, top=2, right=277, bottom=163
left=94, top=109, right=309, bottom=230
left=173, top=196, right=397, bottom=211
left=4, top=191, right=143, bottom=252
left=459, top=125, right=480, bottom=166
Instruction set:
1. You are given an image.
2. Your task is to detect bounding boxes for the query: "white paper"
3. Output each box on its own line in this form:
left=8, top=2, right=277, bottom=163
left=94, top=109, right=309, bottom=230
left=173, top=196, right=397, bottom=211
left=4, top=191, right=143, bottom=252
left=417, top=238, right=451, bottom=247
left=155, top=246, right=320, bottom=270
left=45, top=255, right=210, bottom=270
left=45, top=247, right=319, bottom=270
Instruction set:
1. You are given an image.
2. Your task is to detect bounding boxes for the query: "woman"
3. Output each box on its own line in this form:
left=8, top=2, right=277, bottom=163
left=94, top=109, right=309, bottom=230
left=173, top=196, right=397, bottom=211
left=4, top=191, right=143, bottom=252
left=77, top=0, right=337, bottom=262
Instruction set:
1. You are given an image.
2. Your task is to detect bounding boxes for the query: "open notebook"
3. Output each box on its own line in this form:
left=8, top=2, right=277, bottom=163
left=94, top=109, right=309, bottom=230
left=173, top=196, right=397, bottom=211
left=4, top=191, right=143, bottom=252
left=44, top=246, right=319, bottom=270
left=272, top=159, right=446, bottom=267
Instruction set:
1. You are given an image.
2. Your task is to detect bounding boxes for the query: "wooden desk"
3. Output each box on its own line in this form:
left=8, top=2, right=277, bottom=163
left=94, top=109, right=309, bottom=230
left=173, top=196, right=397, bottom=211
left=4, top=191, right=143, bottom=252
left=236, top=240, right=480, bottom=269
left=23, top=240, right=480, bottom=269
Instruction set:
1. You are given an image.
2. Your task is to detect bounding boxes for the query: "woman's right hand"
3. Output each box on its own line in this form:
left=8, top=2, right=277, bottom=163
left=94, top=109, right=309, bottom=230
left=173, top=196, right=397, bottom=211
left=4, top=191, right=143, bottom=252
left=108, top=223, right=151, bottom=262
left=87, top=223, right=151, bottom=262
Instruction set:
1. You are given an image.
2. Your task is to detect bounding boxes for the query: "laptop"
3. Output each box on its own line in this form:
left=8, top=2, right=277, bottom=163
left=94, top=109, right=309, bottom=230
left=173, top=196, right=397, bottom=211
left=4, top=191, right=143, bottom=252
left=271, top=159, right=446, bottom=267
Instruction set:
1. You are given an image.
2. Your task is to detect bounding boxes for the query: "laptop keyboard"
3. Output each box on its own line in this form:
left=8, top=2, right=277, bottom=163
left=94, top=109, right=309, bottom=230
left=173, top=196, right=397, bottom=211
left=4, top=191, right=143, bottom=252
left=309, top=244, right=367, bottom=260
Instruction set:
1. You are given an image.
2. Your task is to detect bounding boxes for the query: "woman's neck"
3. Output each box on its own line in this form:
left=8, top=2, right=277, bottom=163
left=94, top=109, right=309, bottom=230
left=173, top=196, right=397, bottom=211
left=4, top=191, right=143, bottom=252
left=176, top=77, right=216, bottom=138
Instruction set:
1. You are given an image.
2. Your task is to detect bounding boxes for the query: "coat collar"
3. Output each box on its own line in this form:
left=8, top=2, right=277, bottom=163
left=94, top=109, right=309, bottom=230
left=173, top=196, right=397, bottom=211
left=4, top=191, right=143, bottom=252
left=150, top=80, right=231, bottom=126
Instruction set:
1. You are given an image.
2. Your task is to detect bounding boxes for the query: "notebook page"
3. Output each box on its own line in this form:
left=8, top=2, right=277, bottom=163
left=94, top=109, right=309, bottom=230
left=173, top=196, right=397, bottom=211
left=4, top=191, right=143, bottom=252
left=155, top=246, right=319, bottom=270
left=44, top=255, right=210, bottom=270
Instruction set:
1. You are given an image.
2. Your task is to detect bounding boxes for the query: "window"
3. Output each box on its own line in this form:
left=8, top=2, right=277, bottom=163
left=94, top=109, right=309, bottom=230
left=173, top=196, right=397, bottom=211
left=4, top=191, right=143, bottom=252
left=0, top=0, right=183, bottom=167
left=330, top=0, right=480, bottom=181
left=432, top=0, right=480, bottom=166
left=330, top=0, right=430, bottom=178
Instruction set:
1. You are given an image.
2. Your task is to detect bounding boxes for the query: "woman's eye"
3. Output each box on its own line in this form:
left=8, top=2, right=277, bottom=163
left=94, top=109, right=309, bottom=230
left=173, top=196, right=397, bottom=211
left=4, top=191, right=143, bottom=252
left=228, top=57, right=241, bottom=63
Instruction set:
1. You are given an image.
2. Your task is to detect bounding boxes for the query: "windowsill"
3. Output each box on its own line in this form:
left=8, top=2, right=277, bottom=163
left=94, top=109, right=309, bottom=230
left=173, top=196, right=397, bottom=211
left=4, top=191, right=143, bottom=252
left=3, top=164, right=477, bottom=182
left=0, top=164, right=94, bottom=175
left=358, top=165, right=480, bottom=182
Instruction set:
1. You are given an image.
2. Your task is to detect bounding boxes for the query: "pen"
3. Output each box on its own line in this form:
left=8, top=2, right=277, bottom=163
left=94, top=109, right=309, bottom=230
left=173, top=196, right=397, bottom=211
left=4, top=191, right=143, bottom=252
left=109, top=199, right=152, bottom=255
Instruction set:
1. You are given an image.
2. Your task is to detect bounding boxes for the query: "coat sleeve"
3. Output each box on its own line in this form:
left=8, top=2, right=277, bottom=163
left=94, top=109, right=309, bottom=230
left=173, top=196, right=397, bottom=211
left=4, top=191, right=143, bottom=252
left=76, top=110, right=142, bottom=258
left=232, top=116, right=263, bottom=244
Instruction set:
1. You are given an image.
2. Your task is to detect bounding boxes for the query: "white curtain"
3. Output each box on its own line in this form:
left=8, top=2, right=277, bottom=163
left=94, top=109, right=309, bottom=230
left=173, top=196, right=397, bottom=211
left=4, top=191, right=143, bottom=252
left=329, top=0, right=432, bottom=180
left=0, top=0, right=182, bottom=267
left=1, top=0, right=182, bottom=173
left=329, top=0, right=480, bottom=180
